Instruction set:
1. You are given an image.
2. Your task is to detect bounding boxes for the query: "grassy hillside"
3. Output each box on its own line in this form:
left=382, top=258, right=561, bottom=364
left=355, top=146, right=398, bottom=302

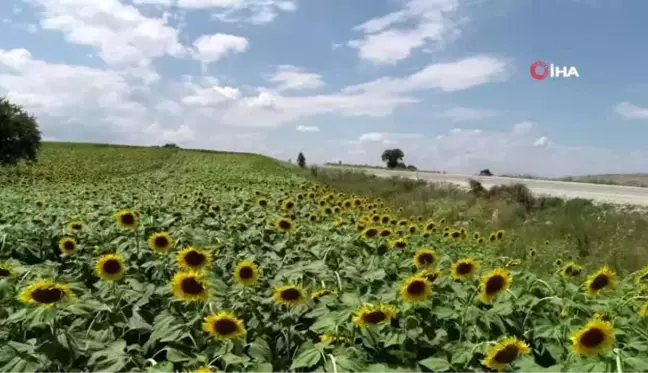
left=1, top=143, right=648, bottom=372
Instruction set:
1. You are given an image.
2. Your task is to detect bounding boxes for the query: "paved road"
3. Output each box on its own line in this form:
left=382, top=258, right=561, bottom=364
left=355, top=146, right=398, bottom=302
left=325, top=166, right=648, bottom=206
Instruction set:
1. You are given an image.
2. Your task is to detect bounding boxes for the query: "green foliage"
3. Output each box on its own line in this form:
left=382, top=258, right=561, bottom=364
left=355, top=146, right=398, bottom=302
left=1, top=143, right=648, bottom=372
left=0, top=97, right=42, bottom=166
left=381, top=149, right=404, bottom=169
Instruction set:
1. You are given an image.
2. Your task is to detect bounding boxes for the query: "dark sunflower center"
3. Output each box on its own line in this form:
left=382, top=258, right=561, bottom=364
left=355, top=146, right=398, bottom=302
left=120, top=213, right=135, bottom=225
left=63, top=241, right=75, bottom=251
left=571, top=268, right=582, bottom=276
left=407, top=280, right=426, bottom=295
left=259, top=200, right=267, bottom=206
left=590, top=274, right=609, bottom=290
left=451, top=232, right=460, bottom=238
left=238, top=266, right=254, bottom=279
left=32, top=287, right=64, bottom=304
left=382, top=217, right=390, bottom=224
left=418, top=253, right=435, bottom=265
left=580, top=328, right=605, bottom=347
left=213, top=319, right=238, bottom=335
left=426, top=273, right=439, bottom=282
left=365, top=229, right=378, bottom=237
left=0, top=268, right=11, bottom=277
left=493, top=344, right=520, bottom=364
left=490, top=235, right=496, bottom=242
left=564, top=266, right=574, bottom=275
left=72, top=224, right=82, bottom=230
left=286, top=202, right=294, bottom=209
left=497, top=232, right=503, bottom=239
left=457, top=263, right=473, bottom=275
left=185, top=251, right=206, bottom=266
left=154, top=236, right=169, bottom=248
left=362, top=310, right=387, bottom=324
left=280, top=288, right=302, bottom=301
left=372, top=216, right=380, bottom=222
left=485, top=275, right=505, bottom=294
left=380, top=230, right=391, bottom=237
left=102, top=259, right=122, bottom=274
left=395, top=241, right=406, bottom=248
left=325, top=208, right=332, bottom=214
left=180, top=277, right=205, bottom=295
left=310, top=216, right=317, bottom=221
left=279, top=220, right=292, bottom=230
left=426, top=224, right=435, bottom=230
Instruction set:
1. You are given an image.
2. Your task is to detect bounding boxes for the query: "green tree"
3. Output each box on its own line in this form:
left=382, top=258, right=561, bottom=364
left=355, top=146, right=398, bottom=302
left=0, top=97, right=42, bottom=166
left=297, top=152, right=306, bottom=168
left=381, top=148, right=404, bottom=169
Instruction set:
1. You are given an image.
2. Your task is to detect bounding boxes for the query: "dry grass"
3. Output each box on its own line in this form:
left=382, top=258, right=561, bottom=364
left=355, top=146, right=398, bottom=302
left=309, top=167, right=648, bottom=273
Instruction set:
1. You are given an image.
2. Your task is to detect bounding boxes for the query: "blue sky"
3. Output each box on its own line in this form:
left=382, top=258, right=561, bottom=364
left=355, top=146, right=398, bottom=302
left=0, top=0, right=647, bottom=176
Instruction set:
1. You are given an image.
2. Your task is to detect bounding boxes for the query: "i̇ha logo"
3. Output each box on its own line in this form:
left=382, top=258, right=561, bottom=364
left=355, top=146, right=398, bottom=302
left=530, top=60, right=580, bottom=80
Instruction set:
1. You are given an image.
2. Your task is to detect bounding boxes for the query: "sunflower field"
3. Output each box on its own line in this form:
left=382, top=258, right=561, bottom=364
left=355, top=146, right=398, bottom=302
left=1, top=143, right=648, bottom=373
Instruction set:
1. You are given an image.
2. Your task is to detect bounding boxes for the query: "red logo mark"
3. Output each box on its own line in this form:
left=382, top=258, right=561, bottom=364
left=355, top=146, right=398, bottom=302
left=530, top=60, right=549, bottom=80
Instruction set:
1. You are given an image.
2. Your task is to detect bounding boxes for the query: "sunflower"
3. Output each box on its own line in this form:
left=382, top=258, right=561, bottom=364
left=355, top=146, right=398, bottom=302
left=554, top=259, right=563, bottom=267
left=202, top=312, right=246, bottom=341
left=115, top=209, right=138, bottom=229
left=496, top=230, right=505, bottom=240
left=274, top=217, right=293, bottom=232
left=233, top=259, right=259, bottom=286
left=192, top=366, right=215, bottom=373
left=67, top=221, right=84, bottom=233
left=450, top=230, right=461, bottom=240
left=148, top=232, right=174, bottom=253
left=408, top=225, right=418, bottom=234
left=95, top=253, right=126, bottom=281
left=282, top=199, right=296, bottom=210
left=418, top=269, right=441, bottom=284
left=479, top=268, right=512, bottom=304
left=570, top=319, right=615, bottom=357
left=400, top=276, right=432, bottom=303
left=0, top=263, right=14, bottom=278
left=273, top=284, right=306, bottom=306
left=639, top=301, right=648, bottom=317
left=451, top=258, right=479, bottom=281
left=481, top=336, right=531, bottom=372
left=171, top=272, right=209, bottom=302
left=319, top=333, right=350, bottom=344
left=585, top=266, right=616, bottom=297
left=488, top=232, right=497, bottom=242
left=58, top=237, right=78, bottom=255
left=560, top=262, right=583, bottom=278
left=413, top=248, right=437, bottom=268
left=390, top=238, right=407, bottom=249
left=353, top=304, right=397, bottom=328
left=256, top=198, right=268, bottom=208
left=312, top=289, right=334, bottom=300
left=477, top=237, right=485, bottom=245
left=19, top=280, right=74, bottom=307
left=310, top=214, right=319, bottom=222
left=177, top=247, right=212, bottom=272
left=362, top=227, right=379, bottom=238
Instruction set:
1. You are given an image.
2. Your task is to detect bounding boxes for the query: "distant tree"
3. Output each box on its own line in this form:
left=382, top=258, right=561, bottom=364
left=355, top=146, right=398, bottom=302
left=297, top=152, right=306, bottom=168
left=0, top=97, right=42, bottom=166
left=381, top=149, right=404, bottom=169
left=162, top=143, right=179, bottom=149
left=479, top=169, right=493, bottom=176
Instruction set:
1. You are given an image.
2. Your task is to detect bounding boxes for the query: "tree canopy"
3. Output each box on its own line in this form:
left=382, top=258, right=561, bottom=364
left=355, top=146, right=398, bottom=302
left=0, top=97, right=42, bottom=166
left=381, top=148, right=404, bottom=169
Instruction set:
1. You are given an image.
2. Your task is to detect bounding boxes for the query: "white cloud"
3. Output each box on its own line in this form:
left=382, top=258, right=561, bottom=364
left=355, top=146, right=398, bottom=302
left=348, top=0, right=464, bottom=64
left=191, top=33, right=249, bottom=64
left=143, top=122, right=195, bottom=144
left=614, top=102, right=648, bottom=119
left=437, top=107, right=497, bottom=122
left=356, top=132, right=424, bottom=145
left=132, top=0, right=173, bottom=5
left=29, top=0, right=185, bottom=67
left=176, top=0, right=296, bottom=24
left=220, top=55, right=508, bottom=128
left=182, top=85, right=241, bottom=106
left=267, top=65, right=324, bottom=92
left=296, top=125, right=319, bottom=132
